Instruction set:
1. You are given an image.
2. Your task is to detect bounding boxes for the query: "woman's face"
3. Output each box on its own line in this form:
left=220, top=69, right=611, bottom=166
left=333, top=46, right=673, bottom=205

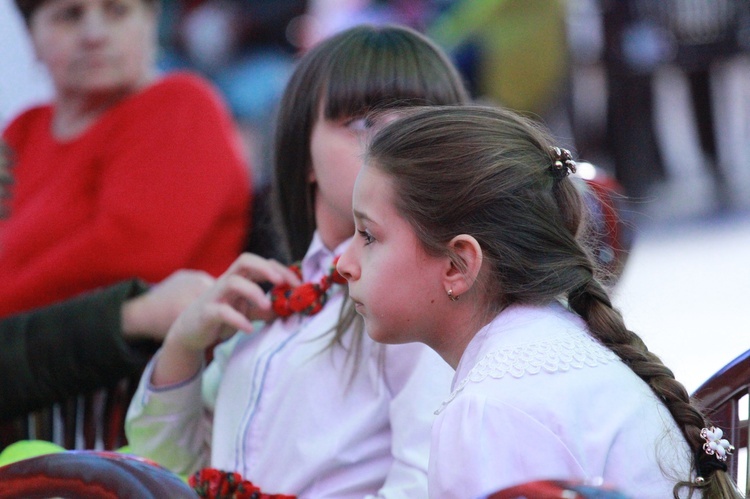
left=29, top=0, right=158, bottom=97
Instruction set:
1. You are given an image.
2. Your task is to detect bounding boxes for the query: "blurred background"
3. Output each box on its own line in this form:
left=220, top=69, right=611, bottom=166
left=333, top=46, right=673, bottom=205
left=2, top=0, right=749, bottom=393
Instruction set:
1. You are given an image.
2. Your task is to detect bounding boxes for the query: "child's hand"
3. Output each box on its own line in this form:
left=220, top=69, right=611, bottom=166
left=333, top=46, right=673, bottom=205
left=152, top=253, right=301, bottom=386
left=168, top=253, right=302, bottom=351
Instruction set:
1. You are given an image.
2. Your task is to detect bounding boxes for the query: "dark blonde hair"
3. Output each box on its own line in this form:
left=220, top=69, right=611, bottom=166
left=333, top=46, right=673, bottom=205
left=367, top=105, right=740, bottom=499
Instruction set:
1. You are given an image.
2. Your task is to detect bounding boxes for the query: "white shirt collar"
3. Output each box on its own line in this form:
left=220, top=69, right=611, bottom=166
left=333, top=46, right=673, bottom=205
left=301, top=232, right=352, bottom=282
left=453, top=302, right=579, bottom=388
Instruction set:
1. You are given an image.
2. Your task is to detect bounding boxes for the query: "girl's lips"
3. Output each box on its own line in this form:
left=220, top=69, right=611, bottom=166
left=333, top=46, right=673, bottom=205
left=350, top=297, right=364, bottom=312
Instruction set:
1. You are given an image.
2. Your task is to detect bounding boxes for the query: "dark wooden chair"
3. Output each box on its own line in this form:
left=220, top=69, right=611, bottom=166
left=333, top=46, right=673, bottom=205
left=0, top=371, right=141, bottom=452
left=691, top=348, right=750, bottom=495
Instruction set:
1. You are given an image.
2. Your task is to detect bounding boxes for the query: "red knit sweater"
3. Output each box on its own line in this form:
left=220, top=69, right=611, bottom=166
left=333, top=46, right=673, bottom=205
left=0, top=72, right=251, bottom=317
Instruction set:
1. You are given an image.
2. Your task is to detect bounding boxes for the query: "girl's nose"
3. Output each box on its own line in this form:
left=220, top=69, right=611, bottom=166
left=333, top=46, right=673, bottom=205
left=336, top=243, right=358, bottom=282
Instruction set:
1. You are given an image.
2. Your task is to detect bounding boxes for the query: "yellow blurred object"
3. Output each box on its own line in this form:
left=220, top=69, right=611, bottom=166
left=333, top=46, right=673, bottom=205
left=429, top=0, right=568, bottom=115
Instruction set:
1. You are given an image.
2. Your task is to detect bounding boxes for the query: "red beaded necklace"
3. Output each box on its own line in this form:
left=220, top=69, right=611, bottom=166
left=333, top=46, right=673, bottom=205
left=270, top=256, right=347, bottom=317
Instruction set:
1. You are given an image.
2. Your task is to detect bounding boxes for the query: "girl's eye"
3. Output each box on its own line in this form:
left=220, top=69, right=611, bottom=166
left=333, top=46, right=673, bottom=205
left=344, top=117, right=372, bottom=132
left=52, top=4, right=84, bottom=22
left=357, top=229, right=374, bottom=245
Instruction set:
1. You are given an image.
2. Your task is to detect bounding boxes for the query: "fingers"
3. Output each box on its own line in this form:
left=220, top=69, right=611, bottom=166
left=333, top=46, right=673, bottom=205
left=221, top=273, right=271, bottom=312
left=225, top=253, right=302, bottom=287
left=163, top=253, right=300, bottom=353
left=208, top=302, right=256, bottom=334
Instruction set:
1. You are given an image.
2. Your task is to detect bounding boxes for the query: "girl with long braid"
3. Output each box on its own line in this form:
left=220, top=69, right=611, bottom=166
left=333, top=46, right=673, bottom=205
left=337, top=105, right=740, bottom=499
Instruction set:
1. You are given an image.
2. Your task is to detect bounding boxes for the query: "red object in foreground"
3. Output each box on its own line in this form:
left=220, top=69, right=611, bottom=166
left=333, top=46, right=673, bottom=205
left=270, top=256, right=345, bottom=318
left=484, top=479, right=629, bottom=499
left=190, top=467, right=297, bottom=499
left=0, top=450, right=196, bottom=498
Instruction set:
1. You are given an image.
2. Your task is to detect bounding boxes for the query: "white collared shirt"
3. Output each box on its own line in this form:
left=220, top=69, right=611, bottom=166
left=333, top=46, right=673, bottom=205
left=126, top=233, right=454, bottom=498
left=429, top=302, right=695, bottom=499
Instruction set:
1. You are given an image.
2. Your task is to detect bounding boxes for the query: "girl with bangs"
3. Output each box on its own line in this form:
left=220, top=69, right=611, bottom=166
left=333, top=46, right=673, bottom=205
left=125, top=24, right=469, bottom=498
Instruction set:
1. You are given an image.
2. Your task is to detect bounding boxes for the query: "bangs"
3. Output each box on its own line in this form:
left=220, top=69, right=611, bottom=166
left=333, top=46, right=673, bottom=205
left=321, top=27, right=464, bottom=120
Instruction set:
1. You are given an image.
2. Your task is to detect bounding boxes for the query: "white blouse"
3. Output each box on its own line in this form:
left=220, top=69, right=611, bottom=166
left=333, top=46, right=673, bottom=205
left=429, top=303, right=695, bottom=499
left=125, top=234, right=454, bottom=498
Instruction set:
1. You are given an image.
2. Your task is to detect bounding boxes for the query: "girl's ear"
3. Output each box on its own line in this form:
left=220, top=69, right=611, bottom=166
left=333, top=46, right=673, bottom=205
left=443, top=234, right=483, bottom=299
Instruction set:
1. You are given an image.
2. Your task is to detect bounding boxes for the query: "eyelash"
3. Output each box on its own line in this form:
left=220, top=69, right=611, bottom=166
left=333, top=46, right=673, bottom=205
left=357, top=230, right=374, bottom=246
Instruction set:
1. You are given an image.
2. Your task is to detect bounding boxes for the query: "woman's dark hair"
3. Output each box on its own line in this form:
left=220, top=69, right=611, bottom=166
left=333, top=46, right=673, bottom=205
left=272, top=23, right=469, bottom=263
left=15, top=0, right=159, bottom=24
left=367, top=105, right=741, bottom=499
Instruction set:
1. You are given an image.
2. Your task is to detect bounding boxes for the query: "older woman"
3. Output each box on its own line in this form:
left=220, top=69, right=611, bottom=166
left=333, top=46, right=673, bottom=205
left=0, top=0, right=252, bottom=317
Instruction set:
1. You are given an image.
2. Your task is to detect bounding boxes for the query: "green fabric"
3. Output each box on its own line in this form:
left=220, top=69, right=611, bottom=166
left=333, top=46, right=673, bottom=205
left=0, top=280, right=154, bottom=421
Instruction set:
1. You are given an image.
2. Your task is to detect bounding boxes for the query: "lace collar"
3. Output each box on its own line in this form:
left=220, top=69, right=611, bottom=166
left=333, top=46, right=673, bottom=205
left=436, top=304, right=619, bottom=414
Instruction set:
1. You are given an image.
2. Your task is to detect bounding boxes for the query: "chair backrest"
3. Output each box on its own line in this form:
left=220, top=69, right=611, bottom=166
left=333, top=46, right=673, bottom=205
left=691, top=348, right=750, bottom=495
left=0, top=372, right=141, bottom=451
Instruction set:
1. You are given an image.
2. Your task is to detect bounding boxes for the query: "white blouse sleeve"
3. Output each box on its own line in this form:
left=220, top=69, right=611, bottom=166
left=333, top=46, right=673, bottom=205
left=429, top=392, right=587, bottom=499
left=124, top=334, right=240, bottom=475
left=369, top=342, right=454, bottom=498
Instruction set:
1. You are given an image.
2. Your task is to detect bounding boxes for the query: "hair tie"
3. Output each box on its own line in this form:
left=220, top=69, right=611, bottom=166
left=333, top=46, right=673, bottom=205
left=549, top=147, right=576, bottom=180
left=694, top=426, right=734, bottom=484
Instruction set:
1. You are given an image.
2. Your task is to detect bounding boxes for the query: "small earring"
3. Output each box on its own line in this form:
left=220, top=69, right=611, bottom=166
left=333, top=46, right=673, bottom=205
left=447, top=288, right=459, bottom=302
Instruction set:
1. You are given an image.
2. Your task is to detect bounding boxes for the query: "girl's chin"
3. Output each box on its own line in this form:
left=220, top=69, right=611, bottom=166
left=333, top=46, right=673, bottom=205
left=364, top=325, right=406, bottom=345
left=364, top=325, right=387, bottom=344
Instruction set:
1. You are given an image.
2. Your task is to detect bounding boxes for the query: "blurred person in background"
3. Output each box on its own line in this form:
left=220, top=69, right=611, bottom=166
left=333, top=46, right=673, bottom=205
left=155, top=0, right=309, bottom=262
left=0, top=141, right=212, bottom=448
left=586, top=0, right=750, bottom=207
left=0, top=0, right=252, bottom=318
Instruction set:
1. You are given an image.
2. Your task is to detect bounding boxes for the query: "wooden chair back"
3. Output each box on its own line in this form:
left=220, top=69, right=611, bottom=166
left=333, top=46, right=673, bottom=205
left=691, top=348, right=750, bottom=495
left=0, top=372, right=140, bottom=451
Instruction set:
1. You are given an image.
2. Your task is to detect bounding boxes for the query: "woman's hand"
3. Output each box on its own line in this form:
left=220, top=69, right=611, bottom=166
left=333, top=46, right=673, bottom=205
left=151, top=254, right=301, bottom=386
left=121, top=269, right=215, bottom=341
